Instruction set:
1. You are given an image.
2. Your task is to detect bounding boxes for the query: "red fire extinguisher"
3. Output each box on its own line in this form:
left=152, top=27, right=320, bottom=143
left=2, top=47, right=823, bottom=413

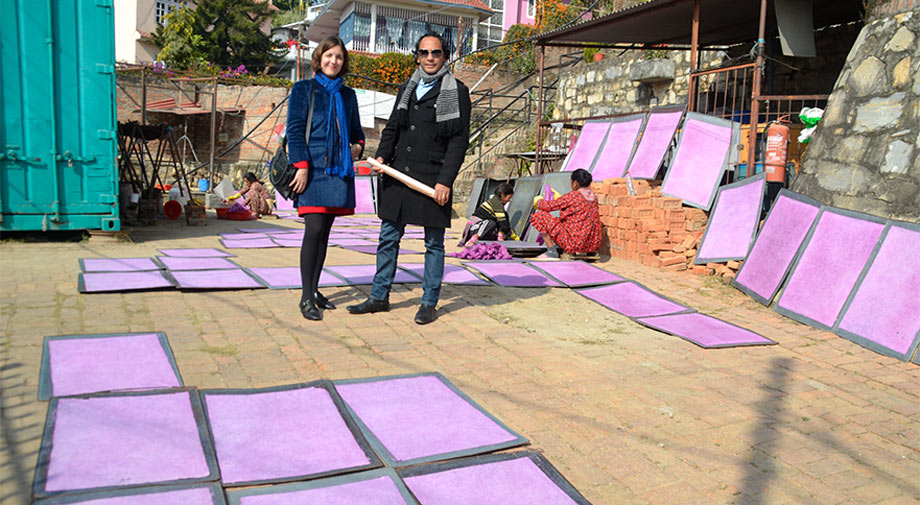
left=763, top=117, right=790, bottom=184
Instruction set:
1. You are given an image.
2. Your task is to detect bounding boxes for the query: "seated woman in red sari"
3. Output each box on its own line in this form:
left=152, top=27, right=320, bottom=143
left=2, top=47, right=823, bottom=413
left=529, top=169, right=602, bottom=258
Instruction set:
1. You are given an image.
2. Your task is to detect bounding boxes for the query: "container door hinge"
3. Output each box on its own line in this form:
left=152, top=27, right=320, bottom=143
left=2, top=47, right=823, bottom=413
left=96, top=64, right=114, bottom=74
left=96, top=0, right=114, bottom=7
left=97, top=129, right=115, bottom=140
left=99, top=194, right=117, bottom=204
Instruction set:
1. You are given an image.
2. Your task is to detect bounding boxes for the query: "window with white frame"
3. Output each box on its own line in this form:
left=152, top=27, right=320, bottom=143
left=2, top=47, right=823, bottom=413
left=155, top=0, right=186, bottom=25
left=527, top=0, right=535, bottom=18
left=478, top=0, right=504, bottom=50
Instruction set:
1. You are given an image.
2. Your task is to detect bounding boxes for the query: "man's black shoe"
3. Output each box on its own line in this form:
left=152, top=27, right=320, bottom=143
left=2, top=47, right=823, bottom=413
left=346, top=297, right=389, bottom=314
left=414, top=304, right=437, bottom=325
left=314, top=291, right=336, bottom=310
left=299, top=299, right=322, bottom=321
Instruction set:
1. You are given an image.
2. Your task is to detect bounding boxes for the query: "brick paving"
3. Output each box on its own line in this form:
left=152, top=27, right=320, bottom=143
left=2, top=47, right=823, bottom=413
left=1, top=215, right=918, bottom=505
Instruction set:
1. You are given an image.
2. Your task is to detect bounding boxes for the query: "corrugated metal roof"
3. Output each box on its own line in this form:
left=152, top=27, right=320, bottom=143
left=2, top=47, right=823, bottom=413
left=535, top=0, right=863, bottom=47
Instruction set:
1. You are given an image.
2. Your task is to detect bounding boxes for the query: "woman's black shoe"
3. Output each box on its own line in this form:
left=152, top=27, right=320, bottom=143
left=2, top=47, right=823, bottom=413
left=299, top=299, right=322, bottom=321
left=314, top=291, right=336, bottom=310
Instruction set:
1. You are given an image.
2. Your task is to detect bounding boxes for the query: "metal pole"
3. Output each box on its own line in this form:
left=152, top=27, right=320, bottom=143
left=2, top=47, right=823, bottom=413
left=748, top=0, right=768, bottom=179
left=688, top=0, right=700, bottom=110
left=46, top=0, right=62, bottom=224
left=141, top=66, right=147, bottom=125
left=208, top=78, right=218, bottom=194
left=536, top=44, right=545, bottom=173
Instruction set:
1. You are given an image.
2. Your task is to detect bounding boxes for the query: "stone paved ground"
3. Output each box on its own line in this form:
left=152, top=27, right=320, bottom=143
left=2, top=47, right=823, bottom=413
left=1, top=214, right=918, bottom=505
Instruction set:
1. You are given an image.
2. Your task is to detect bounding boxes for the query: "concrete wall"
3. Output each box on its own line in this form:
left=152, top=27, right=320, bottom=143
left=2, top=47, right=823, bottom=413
left=793, top=3, right=920, bottom=221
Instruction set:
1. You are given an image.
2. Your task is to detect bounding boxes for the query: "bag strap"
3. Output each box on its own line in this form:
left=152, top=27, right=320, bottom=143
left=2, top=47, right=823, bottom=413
left=280, top=82, right=314, bottom=153
left=305, top=82, right=315, bottom=149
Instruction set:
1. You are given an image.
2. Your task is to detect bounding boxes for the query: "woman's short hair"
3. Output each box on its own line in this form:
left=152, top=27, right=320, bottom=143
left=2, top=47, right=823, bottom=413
left=244, top=172, right=259, bottom=183
left=496, top=183, right=514, bottom=197
left=311, top=36, right=349, bottom=77
left=571, top=168, right=593, bottom=187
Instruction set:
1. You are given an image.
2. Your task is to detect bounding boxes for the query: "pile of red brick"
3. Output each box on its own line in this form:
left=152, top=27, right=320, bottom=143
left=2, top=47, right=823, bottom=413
left=591, top=178, right=742, bottom=281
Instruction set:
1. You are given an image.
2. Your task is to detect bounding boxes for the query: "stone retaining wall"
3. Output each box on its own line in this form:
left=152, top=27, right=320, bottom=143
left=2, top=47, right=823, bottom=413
left=792, top=6, right=920, bottom=220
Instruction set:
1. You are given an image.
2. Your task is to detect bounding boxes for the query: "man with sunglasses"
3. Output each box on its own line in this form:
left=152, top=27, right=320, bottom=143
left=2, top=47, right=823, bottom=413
left=348, top=32, right=471, bottom=325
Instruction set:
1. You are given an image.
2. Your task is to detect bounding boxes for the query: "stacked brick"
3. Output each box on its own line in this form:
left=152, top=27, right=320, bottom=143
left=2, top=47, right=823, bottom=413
left=593, top=178, right=744, bottom=281
left=593, top=179, right=705, bottom=272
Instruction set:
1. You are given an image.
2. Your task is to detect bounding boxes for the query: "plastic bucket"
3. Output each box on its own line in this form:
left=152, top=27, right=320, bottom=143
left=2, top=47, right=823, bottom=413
left=163, top=200, right=183, bottom=220
left=198, top=179, right=210, bottom=192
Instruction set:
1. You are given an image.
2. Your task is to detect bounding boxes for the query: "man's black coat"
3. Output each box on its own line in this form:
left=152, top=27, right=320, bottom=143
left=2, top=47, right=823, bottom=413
left=375, top=77, right=471, bottom=228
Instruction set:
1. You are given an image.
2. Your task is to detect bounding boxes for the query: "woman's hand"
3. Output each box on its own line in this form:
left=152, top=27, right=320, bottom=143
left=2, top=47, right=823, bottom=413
left=350, top=143, right=364, bottom=161
left=290, top=168, right=308, bottom=194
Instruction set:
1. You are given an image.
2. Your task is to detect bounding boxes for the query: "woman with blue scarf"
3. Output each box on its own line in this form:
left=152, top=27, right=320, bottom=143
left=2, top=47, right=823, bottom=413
left=287, top=36, right=365, bottom=320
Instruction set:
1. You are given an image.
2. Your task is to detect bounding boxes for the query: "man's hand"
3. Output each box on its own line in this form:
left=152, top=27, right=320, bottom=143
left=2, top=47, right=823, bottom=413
left=289, top=168, right=308, bottom=194
left=370, top=157, right=385, bottom=174
left=434, top=183, right=450, bottom=206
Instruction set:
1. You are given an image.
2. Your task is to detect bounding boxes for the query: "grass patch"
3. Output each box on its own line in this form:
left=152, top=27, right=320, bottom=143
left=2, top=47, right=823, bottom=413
left=199, top=344, right=238, bottom=356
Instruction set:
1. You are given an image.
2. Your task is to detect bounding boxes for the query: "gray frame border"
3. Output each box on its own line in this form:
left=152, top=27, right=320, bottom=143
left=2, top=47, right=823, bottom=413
left=505, top=175, right=544, bottom=239
left=153, top=256, right=242, bottom=271
left=831, top=220, right=920, bottom=362
left=397, top=450, right=593, bottom=505
left=397, top=263, right=492, bottom=286
left=595, top=112, right=648, bottom=179
left=218, top=238, right=282, bottom=250
left=78, top=257, right=162, bottom=273
left=77, top=270, right=176, bottom=294
left=624, top=104, right=686, bottom=180
left=560, top=119, right=612, bottom=173
left=694, top=172, right=768, bottom=264
left=574, top=280, right=697, bottom=319
left=245, top=266, right=350, bottom=290
left=157, top=248, right=235, bottom=258
left=323, top=264, right=418, bottom=286
left=33, top=388, right=220, bottom=500
left=38, top=331, right=184, bottom=401
left=634, top=312, right=778, bottom=349
left=731, top=189, right=823, bottom=306
left=661, top=111, right=738, bottom=210
left=526, top=260, right=628, bottom=288
left=170, top=268, right=268, bottom=291
left=225, top=467, right=418, bottom=505
left=33, top=482, right=227, bottom=505
left=199, top=380, right=383, bottom=488
left=461, top=260, right=562, bottom=288
left=774, top=206, right=889, bottom=332
left=332, top=372, right=529, bottom=468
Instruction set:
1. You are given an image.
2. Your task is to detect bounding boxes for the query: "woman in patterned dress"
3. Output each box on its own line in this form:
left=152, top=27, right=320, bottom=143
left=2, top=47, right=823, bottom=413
left=529, top=169, right=602, bottom=258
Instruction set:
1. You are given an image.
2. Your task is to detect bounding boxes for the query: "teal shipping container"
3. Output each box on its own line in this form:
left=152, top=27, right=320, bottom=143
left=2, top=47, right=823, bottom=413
left=1, top=0, right=119, bottom=231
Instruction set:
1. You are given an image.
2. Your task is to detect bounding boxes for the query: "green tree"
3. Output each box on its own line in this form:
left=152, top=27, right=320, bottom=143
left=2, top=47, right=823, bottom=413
left=191, top=0, right=281, bottom=68
left=153, top=7, right=208, bottom=70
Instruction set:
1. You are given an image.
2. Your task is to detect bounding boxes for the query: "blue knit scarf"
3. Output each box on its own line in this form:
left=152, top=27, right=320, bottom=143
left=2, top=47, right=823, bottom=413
left=315, top=73, right=353, bottom=178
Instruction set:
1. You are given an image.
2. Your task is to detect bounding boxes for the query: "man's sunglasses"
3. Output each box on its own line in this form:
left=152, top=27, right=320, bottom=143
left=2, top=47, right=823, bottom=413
left=417, top=49, right=444, bottom=58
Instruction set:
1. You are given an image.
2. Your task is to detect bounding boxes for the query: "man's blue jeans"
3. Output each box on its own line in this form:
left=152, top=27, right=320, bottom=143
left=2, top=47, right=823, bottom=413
left=370, top=219, right=445, bottom=307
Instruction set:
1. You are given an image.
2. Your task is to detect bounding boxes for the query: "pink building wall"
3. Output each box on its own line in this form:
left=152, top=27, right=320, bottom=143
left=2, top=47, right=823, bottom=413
left=503, top=0, right=535, bottom=31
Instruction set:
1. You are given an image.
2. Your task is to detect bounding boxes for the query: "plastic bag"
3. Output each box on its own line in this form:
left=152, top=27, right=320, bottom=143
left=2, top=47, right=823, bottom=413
left=798, top=107, right=824, bottom=144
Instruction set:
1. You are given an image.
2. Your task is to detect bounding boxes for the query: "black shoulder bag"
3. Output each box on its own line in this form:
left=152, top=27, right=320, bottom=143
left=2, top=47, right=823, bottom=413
left=271, top=83, right=314, bottom=202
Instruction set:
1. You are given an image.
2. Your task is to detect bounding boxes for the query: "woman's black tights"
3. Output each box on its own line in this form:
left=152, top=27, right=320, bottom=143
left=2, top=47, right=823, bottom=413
left=300, top=213, right=336, bottom=304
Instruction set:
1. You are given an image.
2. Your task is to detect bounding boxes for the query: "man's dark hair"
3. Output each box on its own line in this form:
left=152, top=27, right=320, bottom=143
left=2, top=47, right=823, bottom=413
left=414, top=32, right=451, bottom=56
left=571, top=168, right=593, bottom=188
left=495, top=183, right=514, bottom=197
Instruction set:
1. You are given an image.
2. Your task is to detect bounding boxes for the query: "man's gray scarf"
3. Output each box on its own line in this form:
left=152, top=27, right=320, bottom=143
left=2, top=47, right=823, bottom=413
left=395, top=65, right=462, bottom=140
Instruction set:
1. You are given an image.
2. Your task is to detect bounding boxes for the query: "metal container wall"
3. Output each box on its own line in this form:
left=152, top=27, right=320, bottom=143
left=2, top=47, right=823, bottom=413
left=1, top=0, right=119, bottom=231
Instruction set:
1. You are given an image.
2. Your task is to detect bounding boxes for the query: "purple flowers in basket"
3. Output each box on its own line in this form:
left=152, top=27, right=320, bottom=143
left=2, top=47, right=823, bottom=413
left=450, top=242, right=513, bottom=260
